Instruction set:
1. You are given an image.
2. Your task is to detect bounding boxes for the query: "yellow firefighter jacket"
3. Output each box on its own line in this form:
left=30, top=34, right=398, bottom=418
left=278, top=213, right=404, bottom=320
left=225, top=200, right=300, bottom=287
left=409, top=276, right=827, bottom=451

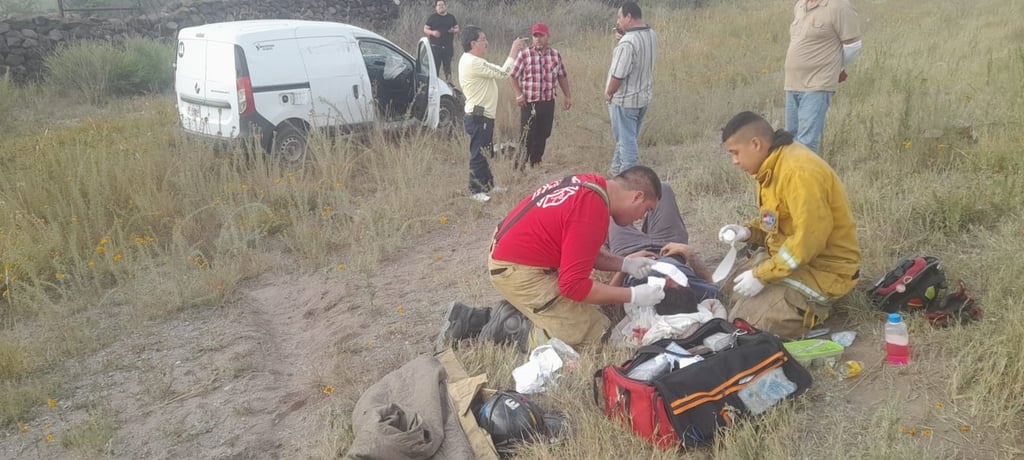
left=745, top=142, right=861, bottom=303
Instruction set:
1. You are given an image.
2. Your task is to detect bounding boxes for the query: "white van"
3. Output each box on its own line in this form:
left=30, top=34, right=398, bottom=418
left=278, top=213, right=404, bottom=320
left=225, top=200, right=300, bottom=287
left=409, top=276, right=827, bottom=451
left=174, top=20, right=462, bottom=161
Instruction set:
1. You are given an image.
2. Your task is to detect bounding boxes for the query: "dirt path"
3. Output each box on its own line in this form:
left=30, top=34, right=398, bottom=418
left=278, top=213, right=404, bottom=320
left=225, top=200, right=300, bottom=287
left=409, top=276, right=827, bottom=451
left=0, top=212, right=499, bottom=459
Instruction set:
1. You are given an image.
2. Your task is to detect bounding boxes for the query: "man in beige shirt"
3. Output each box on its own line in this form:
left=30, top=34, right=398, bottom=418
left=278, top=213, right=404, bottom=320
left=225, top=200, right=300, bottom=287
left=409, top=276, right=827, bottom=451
left=458, top=26, right=525, bottom=202
left=784, top=0, right=862, bottom=154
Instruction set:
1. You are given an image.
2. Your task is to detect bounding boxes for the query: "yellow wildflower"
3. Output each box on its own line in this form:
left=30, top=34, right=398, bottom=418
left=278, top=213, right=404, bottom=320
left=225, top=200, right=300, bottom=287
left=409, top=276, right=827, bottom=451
left=323, top=385, right=335, bottom=395
left=47, top=399, right=57, bottom=408
left=439, top=216, right=450, bottom=225
left=46, top=433, right=54, bottom=442
left=113, top=254, right=123, bottom=262
left=908, top=428, right=917, bottom=437
left=922, top=428, right=932, bottom=437
left=55, top=273, right=64, bottom=280
left=396, top=305, right=405, bottom=314
left=434, top=256, right=443, bottom=262
left=960, top=425, right=970, bottom=432
left=18, top=422, right=28, bottom=433
left=100, top=238, right=109, bottom=245
left=902, top=140, right=912, bottom=149
left=88, top=260, right=95, bottom=268
left=2, top=288, right=8, bottom=298
left=96, top=246, right=106, bottom=255
left=935, top=402, right=943, bottom=409
left=337, top=263, right=345, bottom=271
left=70, top=215, right=79, bottom=223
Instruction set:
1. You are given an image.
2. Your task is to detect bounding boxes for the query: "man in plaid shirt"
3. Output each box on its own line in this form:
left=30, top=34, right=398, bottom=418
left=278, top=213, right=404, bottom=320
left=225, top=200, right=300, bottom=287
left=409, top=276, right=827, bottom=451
left=509, top=22, right=572, bottom=169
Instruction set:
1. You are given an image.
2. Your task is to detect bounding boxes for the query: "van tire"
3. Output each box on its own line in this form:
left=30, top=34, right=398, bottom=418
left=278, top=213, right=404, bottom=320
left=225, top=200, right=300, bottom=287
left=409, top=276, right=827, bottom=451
left=272, top=122, right=307, bottom=163
left=438, top=96, right=457, bottom=138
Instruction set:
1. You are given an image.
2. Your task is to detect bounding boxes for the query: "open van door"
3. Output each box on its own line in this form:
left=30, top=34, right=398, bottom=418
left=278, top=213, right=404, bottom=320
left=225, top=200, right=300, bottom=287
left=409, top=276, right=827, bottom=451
left=413, top=37, right=440, bottom=128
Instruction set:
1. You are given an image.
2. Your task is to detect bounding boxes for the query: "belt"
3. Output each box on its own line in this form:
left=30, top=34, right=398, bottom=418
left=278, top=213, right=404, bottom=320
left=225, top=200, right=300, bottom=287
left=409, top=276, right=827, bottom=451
left=489, top=267, right=557, bottom=276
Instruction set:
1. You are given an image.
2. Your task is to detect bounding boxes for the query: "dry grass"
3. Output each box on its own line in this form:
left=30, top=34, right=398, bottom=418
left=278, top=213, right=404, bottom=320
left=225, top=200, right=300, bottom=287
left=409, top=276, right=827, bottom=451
left=0, top=0, right=1022, bottom=457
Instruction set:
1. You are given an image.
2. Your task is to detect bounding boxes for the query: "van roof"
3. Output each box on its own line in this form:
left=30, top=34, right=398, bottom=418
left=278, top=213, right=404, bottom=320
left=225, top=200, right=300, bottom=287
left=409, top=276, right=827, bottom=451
left=177, top=20, right=386, bottom=44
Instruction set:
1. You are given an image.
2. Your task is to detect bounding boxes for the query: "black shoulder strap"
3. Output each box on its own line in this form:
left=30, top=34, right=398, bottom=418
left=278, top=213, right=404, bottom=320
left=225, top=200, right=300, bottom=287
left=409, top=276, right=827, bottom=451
left=493, top=176, right=610, bottom=246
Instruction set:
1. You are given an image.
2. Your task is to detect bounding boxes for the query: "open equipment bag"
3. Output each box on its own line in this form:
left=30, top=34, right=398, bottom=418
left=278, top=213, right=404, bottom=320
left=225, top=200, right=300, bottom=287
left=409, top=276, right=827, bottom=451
left=593, top=318, right=812, bottom=448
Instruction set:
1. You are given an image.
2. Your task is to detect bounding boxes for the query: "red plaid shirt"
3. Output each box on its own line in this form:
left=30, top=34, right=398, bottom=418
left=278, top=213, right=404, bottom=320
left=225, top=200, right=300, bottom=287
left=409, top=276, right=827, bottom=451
left=510, top=46, right=567, bottom=103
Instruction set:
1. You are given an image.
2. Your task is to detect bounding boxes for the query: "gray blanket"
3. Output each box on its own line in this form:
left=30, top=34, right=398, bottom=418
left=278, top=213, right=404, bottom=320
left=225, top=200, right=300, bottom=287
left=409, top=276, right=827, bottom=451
left=344, top=355, right=476, bottom=460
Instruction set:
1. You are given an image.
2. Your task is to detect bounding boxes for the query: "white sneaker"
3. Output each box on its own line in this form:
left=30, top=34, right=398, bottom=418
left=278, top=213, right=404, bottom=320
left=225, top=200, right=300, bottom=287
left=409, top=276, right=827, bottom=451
left=470, top=192, right=491, bottom=202
left=490, top=185, right=508, bottom=193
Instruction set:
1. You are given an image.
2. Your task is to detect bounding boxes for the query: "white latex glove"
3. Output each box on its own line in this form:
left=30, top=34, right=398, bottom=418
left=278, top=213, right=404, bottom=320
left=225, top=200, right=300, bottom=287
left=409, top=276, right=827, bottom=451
left=629, top=283, right=666, bottom=306
left=622, top=257, right=656, bottom=279
left=732, top=270, right=765, bottom=297
left=718, top=224, right=751, bottom=244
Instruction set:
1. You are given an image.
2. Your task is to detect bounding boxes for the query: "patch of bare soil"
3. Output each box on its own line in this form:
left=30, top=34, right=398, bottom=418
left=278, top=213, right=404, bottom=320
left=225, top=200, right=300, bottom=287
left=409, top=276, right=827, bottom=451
left=0, top=212, right=501, bottom=459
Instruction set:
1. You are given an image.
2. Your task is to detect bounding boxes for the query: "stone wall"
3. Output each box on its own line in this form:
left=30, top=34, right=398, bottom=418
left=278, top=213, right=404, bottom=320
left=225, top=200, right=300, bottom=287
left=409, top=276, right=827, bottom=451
left=0, top=0, right=400, bottom=81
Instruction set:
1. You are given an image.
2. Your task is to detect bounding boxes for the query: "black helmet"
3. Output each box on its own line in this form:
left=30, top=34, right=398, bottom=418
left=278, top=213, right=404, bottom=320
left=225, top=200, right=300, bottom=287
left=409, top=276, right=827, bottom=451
left=475, top=391, right=549, bottom=455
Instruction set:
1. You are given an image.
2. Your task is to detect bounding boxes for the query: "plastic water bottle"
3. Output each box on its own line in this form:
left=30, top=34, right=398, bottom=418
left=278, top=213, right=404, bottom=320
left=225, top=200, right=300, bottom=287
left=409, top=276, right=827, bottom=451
left=885, top=313, right=910, bottom=365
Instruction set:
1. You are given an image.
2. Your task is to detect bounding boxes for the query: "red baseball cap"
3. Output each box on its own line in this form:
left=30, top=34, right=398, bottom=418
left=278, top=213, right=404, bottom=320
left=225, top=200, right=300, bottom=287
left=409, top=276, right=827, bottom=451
left=531, top=23, right=549, bottom=36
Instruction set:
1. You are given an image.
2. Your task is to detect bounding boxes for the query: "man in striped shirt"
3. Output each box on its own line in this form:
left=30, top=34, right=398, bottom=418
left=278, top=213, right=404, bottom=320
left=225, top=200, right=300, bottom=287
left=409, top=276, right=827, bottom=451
left=510, top=22, right=572, bottom=169
left=605, top=1, right=656, bottom=176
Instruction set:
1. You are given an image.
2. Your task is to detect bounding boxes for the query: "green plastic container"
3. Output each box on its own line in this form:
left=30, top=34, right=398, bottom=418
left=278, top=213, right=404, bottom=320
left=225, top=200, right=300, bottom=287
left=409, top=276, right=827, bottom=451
left=784, top=339, right=845, bottom=368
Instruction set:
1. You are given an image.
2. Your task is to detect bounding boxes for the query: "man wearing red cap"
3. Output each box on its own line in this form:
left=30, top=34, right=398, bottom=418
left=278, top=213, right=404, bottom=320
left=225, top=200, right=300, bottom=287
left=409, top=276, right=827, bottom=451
left=509, top=22, right=572, bottom=169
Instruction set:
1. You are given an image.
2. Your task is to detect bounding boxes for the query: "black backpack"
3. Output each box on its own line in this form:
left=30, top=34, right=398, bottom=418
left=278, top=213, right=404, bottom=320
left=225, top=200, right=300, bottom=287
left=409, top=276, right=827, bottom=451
left=868, top=256, right=947, bottom=313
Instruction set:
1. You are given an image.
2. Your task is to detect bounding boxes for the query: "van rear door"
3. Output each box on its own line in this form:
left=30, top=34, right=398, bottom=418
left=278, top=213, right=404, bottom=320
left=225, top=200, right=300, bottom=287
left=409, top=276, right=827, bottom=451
left=175, top=32, right=240, bottom=139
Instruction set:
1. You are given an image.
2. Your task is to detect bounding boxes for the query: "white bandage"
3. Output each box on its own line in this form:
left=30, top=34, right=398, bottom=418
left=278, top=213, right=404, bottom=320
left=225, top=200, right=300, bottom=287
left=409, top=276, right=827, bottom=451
left=842, top=40, right=863, bottom=69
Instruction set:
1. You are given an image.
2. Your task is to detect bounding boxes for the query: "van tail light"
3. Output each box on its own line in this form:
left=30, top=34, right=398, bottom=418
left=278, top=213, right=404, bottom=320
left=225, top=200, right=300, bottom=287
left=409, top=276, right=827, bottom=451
left=237, top=76, right=254, bottom=115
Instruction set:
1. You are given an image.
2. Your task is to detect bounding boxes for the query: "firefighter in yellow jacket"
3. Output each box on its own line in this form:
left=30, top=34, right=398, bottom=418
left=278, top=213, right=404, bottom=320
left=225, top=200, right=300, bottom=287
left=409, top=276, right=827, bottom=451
left=718, top=111, right=860, bottom=339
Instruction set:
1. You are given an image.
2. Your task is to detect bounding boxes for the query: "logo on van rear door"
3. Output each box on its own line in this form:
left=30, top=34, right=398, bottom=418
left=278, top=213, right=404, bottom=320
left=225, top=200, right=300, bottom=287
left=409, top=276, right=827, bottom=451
left=254, top=43, right=275, bottom=51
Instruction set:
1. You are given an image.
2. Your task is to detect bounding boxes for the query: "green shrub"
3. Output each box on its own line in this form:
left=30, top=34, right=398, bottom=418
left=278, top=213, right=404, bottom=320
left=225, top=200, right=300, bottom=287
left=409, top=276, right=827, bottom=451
left=123, top=38, right=175, bottom=93
left=0, top=0, right=46, bottom=16
left=44, top=38, right=174, bottom=104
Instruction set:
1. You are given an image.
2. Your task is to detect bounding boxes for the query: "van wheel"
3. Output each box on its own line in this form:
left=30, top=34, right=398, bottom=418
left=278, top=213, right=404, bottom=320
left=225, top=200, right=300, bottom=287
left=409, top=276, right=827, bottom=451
left=272, top=122, right=307, bottom=163
left=438, top=97, right=457, bottom=137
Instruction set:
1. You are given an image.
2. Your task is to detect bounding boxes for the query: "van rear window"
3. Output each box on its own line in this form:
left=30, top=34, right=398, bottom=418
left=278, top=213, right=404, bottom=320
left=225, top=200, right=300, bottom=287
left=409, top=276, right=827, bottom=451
left=234, top=45, right=250, bottom=78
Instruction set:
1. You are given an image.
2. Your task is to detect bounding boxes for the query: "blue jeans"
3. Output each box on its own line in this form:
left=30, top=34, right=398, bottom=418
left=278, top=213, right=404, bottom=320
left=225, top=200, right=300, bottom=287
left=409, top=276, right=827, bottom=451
left=785, top=91, right=833, bottom=154
left=608, top=104, right=647, bottom=176
left=464, top=114, right=495, bottom=194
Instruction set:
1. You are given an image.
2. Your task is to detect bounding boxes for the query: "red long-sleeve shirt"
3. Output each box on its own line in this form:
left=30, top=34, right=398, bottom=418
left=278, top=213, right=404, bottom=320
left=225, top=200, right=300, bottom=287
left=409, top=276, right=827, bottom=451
left=491, top=174, right=609, bottom=301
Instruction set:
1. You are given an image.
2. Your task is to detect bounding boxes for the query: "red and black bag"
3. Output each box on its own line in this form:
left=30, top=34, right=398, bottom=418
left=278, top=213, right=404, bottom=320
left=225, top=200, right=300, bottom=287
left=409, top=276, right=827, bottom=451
left=593, top=319, right=812, bottom=448
left=868, top=256, right=947, bottom=313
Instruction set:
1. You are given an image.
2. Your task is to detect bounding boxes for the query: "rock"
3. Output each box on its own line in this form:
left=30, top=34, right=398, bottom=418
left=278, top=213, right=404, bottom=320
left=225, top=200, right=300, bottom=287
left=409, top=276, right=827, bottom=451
left=22, top=29, right=38, bottom=39
left=22, top=38, right=38, bottom=48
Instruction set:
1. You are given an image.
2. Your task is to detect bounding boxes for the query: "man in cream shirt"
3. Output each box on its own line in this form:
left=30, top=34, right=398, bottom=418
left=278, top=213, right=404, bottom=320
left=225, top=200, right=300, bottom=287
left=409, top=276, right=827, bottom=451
left=784, top=0, right=862, bottom=154
left=459, top=26, right=525, bottom=202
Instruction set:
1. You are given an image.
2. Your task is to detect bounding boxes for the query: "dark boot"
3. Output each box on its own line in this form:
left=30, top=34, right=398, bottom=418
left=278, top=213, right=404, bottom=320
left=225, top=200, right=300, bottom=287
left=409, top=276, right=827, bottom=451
left=479, top=300, right=534, bottom=353
left=435, top=302, right=492, bottom=352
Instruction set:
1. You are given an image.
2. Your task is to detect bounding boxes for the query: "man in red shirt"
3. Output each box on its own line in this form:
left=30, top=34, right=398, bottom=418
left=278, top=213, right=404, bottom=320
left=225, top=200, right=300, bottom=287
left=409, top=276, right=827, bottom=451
left=509, top=22, right=572, bottom=169
left=437, top=166, right=666, bottom=351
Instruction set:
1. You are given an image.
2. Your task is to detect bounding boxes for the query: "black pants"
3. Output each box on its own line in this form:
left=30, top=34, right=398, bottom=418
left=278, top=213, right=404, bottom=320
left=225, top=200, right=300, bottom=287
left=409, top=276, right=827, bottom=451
left=431, top=45, right=453, bottom=80
left=518, top=99, right=555, bottom=169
